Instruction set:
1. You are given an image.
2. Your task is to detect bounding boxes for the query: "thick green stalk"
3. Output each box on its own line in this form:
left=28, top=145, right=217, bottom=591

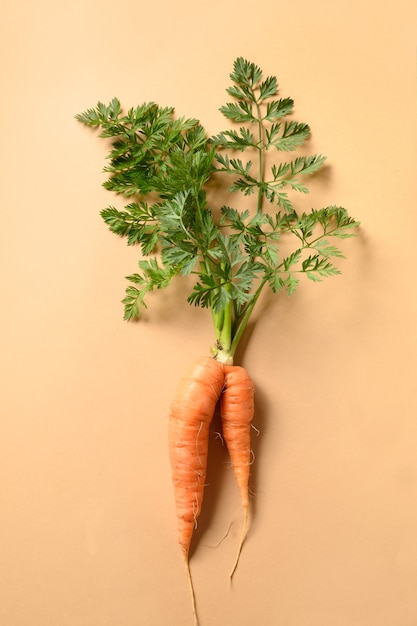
left=211, top=283, right=233, bottom=364
left=212, top=302, right=233, bottom=363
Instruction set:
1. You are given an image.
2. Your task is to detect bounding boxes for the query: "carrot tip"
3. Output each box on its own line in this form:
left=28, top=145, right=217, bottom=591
left=183, top=553, right=199, bottom=626
left=229, top=507, right=249, bottom=581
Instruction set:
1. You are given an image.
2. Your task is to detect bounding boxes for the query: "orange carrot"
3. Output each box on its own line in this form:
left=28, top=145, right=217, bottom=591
left=168, top=356, right=225, bottom=622
left=169, top=357, right=255, bottom=620
left=220, top=364, right=255, bottom=578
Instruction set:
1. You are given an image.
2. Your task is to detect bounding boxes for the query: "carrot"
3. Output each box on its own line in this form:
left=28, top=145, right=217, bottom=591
left=220, top=364, right=255, bottom=578
left=169, top=357, right=255, bottom=620
left=168, top=356, right=225, bottom=623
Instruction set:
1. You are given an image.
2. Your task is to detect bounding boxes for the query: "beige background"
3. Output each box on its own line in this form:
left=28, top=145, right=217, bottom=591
left=1, top=1, right=417, bottom=625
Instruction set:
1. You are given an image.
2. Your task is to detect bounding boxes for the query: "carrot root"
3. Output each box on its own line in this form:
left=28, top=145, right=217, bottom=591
left=170, top=357, right=255, bottom=614
left=220, top=364, right=255, bottom=579
left=169, top=357, right=225, bottom=624
left=169, top=356, right=225, bottom=556
left=229, top=507, right=249, bottom=580
left=183, top=553, right=198, bottom=626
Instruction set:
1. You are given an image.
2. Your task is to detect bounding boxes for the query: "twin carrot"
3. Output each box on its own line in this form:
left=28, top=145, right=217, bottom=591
left=168, top=356, right=254, bottom=623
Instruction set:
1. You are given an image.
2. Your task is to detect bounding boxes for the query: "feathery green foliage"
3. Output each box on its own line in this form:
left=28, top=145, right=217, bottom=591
left=76, top=57, right=359, bottom=360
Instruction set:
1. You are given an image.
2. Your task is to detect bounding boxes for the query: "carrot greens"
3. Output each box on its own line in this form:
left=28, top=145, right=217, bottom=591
left=76, top=57, right=359, bottom=364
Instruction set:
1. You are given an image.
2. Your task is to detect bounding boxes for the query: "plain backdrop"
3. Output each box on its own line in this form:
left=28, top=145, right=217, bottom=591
left=1, top=1, right=417, bottom=625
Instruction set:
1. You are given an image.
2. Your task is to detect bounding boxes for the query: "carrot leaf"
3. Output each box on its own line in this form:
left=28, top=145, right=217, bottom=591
left=76, top=57, right=359, bottom=358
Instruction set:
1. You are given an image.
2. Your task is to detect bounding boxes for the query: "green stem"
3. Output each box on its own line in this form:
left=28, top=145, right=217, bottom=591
left=229, top=277, right=267, bottom=357
left=202, top=254, right=233, bottom=362
left=255, top=100, right=264, bottom=213
left=211, top=292, right=233, bottom=364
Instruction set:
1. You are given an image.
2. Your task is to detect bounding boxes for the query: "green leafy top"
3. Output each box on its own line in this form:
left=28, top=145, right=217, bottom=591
left=76, top=57, right=359, bottom=364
